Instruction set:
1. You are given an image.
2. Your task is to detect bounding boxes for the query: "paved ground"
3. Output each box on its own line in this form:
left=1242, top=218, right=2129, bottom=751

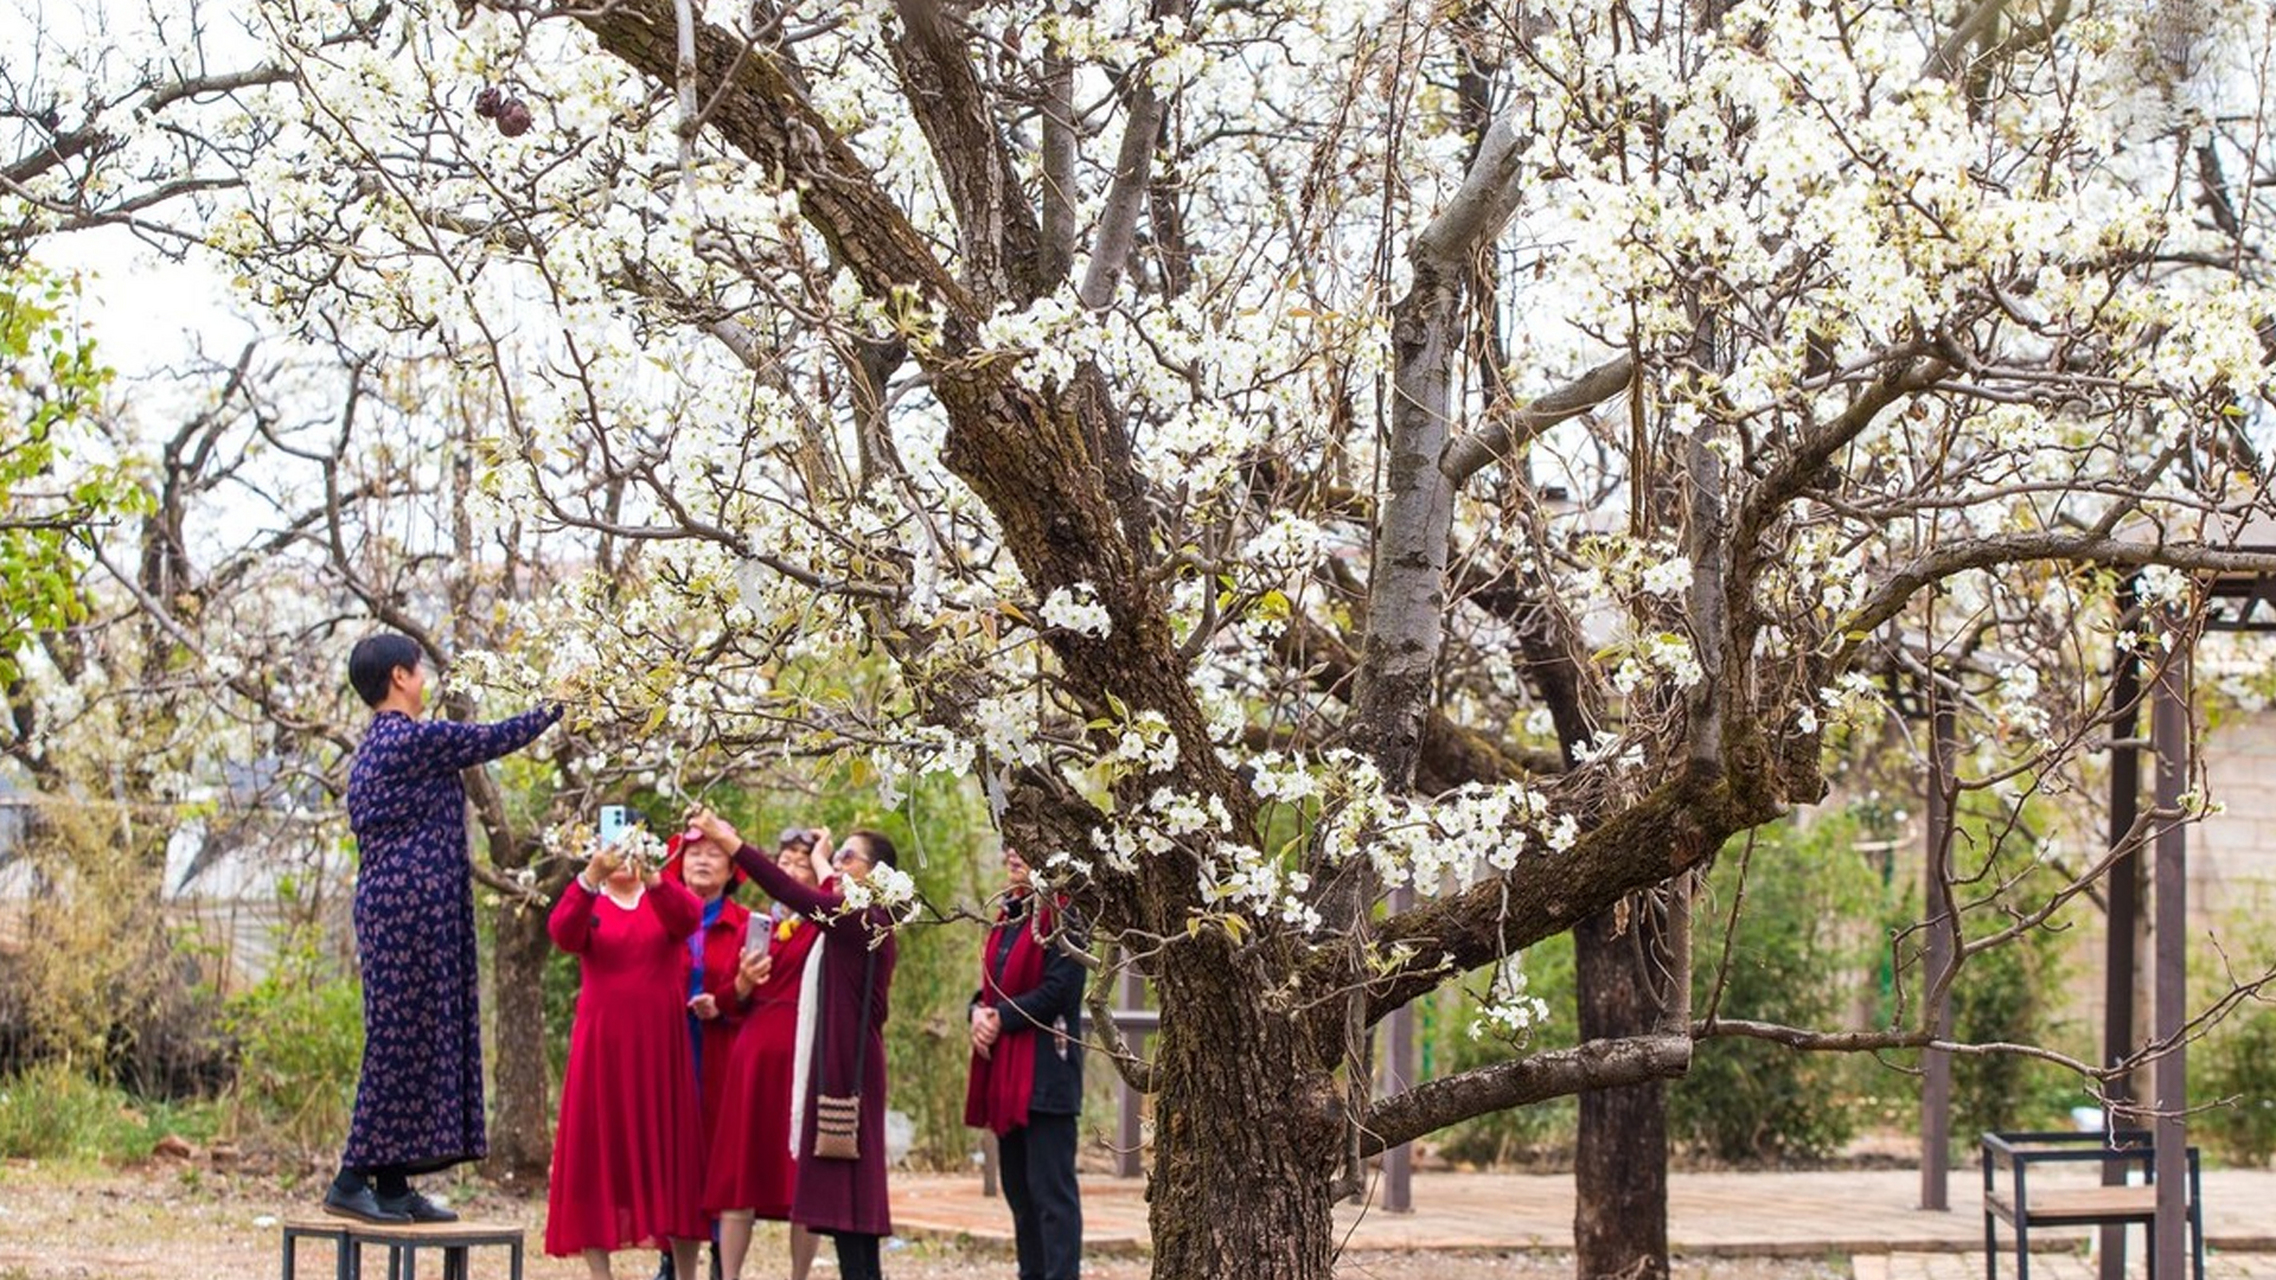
left=896, top=1166, right=2276, bottom=1264
left=4, top=1161, right=2269, bottom=1278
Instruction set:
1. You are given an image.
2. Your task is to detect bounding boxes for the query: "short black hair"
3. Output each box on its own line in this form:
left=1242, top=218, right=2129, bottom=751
left=348, top=633, right=424, bottom=708
left=847, top=828, right=897, bottom=870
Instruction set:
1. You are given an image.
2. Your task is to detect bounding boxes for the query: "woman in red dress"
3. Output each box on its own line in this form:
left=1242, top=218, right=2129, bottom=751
left=705, top=829, right=829, bottom=1280
left=654, top=828, right=751, bottom=1280
left=545, top=840, right=710, bottom=1280
left=673, top=831, right=752, bottom=1136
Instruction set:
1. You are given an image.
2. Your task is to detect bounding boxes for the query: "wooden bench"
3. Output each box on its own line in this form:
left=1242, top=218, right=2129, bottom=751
left=1980, top=1130, right=2202, bottom=1280
left=281, top=1216, right=526, bottom=1280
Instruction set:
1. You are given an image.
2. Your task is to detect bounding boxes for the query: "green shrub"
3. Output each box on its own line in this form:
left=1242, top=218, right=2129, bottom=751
left=0, top=1061, right=219, bottom=1162
left=2194, top=994, right=2276, bottom=1167
left=1946, top=907, right=2076, bottom=1141
left=221, top=904, right=365, bottom=1159
left=1675, top=812, right=1890, bottom=1164
left=1431, top=935, right=1580, bottom=1166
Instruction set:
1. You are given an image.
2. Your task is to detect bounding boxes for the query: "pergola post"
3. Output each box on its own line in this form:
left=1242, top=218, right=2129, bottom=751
left=2100, top=584, right=2144, bottom=1280
left=1920, top=700, right=1957, bottom=1211
left=1381, top=884, right=1416, bottom=1214
left=1115, top=963, right=1145, bottom=1177
left=2150, top=641, right=2191, bottom=1280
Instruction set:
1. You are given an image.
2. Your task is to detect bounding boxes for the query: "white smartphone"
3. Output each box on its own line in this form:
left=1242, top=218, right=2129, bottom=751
left=598, top=804, right=632, bottom=847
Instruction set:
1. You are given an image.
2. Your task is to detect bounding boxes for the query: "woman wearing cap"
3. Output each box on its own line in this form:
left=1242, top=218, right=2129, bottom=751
left=650, top=828, right=753, bottom=1280
left=685, top=807, right=900, bottom=1280
left=704, top=827, right=830, bottom=1280
left=545, top=839, right=710, bottom=1280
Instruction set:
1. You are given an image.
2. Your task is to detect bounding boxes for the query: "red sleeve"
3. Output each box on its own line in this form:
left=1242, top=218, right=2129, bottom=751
left=549, top=877, right=599, bottom=953
left=705, top=912, right=750, bottom=1025
left=650, top=875, right=703, bottom=940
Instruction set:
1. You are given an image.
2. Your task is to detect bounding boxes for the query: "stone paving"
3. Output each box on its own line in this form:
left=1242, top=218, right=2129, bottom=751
left=891, top=1166, right=2276, bottom=1264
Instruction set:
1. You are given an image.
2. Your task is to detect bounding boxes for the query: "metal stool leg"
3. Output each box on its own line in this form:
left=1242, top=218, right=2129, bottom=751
left=443, top=1245, right=468, bottom=1280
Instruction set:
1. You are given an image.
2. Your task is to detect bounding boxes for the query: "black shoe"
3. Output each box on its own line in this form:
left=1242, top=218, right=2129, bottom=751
left=375, top=1190, right=459, bottom=1223
left=323, top=1183, right=412, bottom=1224
left=653, top=1252, right=676, bottom=1280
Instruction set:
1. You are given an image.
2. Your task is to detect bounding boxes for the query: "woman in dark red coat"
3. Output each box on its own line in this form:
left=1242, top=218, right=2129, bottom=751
left=687, top=807, right=899, bottom=1280
left=545, top=842, right=710, bottom=1279
left=705, top=830, right=828, bottom=1280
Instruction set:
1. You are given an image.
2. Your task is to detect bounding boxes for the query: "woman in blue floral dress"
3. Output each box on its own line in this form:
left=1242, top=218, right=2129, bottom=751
left=325, top=632, right=560, bottom=1224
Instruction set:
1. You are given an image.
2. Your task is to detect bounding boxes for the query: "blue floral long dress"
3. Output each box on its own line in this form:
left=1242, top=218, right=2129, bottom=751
left=341, top=704, right=560, bottom=1174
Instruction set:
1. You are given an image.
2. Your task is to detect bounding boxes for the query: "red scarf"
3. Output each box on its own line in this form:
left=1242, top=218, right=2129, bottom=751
left=963, top=893, right=1053, bottom=1135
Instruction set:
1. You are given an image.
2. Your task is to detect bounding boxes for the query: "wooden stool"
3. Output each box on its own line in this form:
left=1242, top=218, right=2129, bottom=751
left=281, top=1216, right=525, bottom=1280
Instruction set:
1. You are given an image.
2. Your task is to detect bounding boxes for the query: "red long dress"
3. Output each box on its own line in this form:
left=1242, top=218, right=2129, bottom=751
left=544, top=876, right=710, bottom=1256
left=703, top=908, right=822, bottom=1218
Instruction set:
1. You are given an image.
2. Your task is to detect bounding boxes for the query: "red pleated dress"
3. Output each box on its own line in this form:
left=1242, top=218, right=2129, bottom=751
left=703, top=909, right=822, bottom=1219
left=544, top=875, right=710, bottom=1256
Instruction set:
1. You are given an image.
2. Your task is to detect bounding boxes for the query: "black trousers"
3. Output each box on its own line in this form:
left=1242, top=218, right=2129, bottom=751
left=999, top=1111, right=1082, bottom=1280
left=830, top=1230, right=883, bottom=1280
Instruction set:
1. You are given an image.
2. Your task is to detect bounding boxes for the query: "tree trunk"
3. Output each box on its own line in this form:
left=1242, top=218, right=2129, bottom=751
left=1574, top=901, right=1671, bottom=1280
left=1147, top=943, right=1343, bottom=1280
left=484, top=899, right=556, bottom=1182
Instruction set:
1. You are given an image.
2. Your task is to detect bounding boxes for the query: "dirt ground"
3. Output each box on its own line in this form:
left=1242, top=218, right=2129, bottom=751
left=0, top=1159, right=1852, bottom=1280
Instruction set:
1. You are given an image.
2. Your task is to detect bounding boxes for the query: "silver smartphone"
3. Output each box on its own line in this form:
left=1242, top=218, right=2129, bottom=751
left=598, top=804, right=632, bottom=847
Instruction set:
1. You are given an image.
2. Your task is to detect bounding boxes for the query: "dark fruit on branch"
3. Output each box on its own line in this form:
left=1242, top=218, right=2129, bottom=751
left=475, top=85, right=504, bottom=118
left=497, top=100, right=534, bottom=137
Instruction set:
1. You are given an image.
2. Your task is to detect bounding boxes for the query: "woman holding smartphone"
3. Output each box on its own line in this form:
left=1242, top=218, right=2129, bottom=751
left=545, top=838, right=710, bottom=1280
left=704, top=827, right=829, bottom=1280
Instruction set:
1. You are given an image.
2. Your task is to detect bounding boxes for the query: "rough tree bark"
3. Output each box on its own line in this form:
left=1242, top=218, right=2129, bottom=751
left=1574, top=903, right=1673, bottom=1280
left=485, top=896, right=556, bottom=1181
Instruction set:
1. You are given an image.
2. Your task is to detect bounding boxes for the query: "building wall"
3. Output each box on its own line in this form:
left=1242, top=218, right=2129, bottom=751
left=2195, top=710, right=2276, bottom=928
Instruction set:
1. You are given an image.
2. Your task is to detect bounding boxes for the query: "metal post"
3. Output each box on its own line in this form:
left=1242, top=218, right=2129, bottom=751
left=1382, top=885, right=1415, bottom=1213
left=1921, top=701, right=1957, bottom=1211
left=2150, top=643, right=2190, bottom=1280
left=1116, top=964, right=1145, bottom=1177
left=2102, top=590, right=2144, bottom=1280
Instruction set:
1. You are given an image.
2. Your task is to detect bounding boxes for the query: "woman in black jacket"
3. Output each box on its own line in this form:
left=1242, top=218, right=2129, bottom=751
left=963, top=847, right=1085, bottom=1280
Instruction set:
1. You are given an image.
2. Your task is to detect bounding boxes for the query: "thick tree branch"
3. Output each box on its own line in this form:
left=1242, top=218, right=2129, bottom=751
left=1077, top=0, right=1188, bottom=309
left=1037, top=44, right=1077, bottom=290
left=885, top=0, right=1046, bottom=307
left=1359, top=758, right=1771, bottom=1024
left=1363, top=1033, right=1692, bottom=1155
left=1835, top=535, right=2276, bottom=670
left=1076, top=89, right=1164, bottom=307
left=1441, top=353, right=1635, bottom=487
left=555, top=0, right=976, bottom=331
left=1, top=65, right=292, bottom=190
